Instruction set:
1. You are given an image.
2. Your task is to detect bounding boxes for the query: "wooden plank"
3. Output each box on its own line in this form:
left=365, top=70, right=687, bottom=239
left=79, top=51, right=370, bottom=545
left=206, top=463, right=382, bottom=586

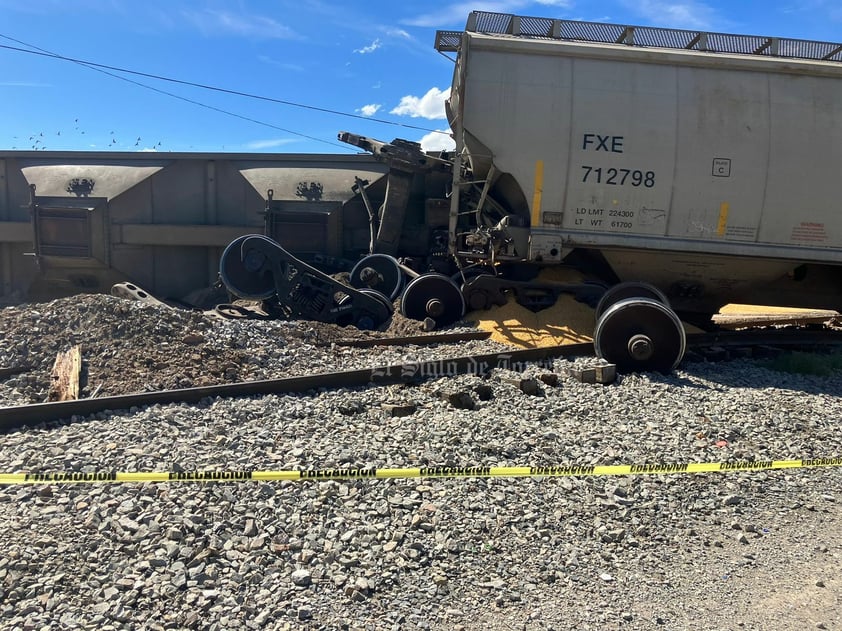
left=712, top=312, right=838, bottom=330
left=47, top=345, right=82, bottom=402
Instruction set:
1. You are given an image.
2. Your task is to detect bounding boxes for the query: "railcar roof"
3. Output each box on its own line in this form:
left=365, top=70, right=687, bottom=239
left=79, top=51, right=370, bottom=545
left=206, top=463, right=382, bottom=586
left=435, top=10, right=842, bottom=65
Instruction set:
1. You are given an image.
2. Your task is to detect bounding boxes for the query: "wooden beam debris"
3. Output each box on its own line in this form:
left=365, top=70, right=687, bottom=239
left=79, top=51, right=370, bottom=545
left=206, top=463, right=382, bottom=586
left=48, top=345, right=83, bottom=402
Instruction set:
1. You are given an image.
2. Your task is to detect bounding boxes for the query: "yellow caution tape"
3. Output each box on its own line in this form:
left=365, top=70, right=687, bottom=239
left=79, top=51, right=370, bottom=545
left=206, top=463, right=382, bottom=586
left=1, top=458, right=841, bottom=485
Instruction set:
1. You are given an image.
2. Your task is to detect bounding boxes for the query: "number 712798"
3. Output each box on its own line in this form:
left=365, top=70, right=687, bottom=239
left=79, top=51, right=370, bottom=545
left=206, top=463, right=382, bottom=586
left=581, top=166, right=655, bottom=188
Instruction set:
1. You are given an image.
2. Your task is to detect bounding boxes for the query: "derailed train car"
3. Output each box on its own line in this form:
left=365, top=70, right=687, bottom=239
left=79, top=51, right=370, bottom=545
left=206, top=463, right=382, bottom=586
left=433, top=10, right=842, bottom=319
left=430, top=11, right=842, bottom=371
left=2, top=10, right=842, bottom=372
left=0, top=151, right=425, bottom=303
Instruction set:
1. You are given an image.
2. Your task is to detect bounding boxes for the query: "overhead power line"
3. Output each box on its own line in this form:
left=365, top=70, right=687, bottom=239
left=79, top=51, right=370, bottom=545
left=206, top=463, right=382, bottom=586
left=0, top=38, right=447, bottom=140
left=0, top=36, right=356, bottom=150
left=0, top=35, right=351, bottom=150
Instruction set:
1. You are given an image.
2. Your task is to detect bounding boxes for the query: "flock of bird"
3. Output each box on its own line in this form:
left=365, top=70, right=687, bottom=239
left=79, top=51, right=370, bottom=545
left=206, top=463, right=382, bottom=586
left=10, top=119, right=164, bottom=151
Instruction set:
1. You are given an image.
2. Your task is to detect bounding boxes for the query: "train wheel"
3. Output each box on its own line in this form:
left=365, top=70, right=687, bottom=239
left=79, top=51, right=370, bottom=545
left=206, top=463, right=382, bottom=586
left=353, top=288, right=394, bottom=331
left=400, top=273, right=465, bottom=327
left=595, top=281, right=670, bottom=320
left=350, top=254, right=405, bottom=300
left=460, top=274, right=497, bottom=311
left=594, top=297, right=685, bottom=373
left=219, top=235, right=277, bottom=300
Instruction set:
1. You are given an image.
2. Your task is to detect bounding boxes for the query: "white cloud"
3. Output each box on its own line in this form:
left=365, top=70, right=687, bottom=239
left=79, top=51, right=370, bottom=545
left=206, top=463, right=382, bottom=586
left=390, top=87, right=449, bottom=119
left=620, top=0, right=717, bottom=29
left=386, top=28, right=411, bottom=39
left=354, top=38, right=382, bottom=54
left=181, top=9, right=297, bottom=39
left=419, top=130, right=456, bottom=152
left=245, top=138, right=300, bottom=149
left=357, top=104, right=382, bottom=117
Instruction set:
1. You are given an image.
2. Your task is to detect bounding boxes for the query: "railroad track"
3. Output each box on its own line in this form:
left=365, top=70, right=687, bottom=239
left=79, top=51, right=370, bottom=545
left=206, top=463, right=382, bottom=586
left=1, top=328, right=841, bottom=432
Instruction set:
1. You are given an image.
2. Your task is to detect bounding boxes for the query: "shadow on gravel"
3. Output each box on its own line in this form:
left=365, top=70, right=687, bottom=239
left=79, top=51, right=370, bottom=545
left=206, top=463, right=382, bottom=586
left=661, top=355, right=842, bottom=396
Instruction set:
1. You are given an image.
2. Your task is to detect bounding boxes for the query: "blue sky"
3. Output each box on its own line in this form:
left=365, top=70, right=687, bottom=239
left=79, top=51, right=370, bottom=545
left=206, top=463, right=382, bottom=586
left=1, top=0, right=841, bottom=155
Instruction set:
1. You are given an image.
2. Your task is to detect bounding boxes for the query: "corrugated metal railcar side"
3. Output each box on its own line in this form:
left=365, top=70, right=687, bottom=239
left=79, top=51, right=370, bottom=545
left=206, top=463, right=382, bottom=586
left=0, top=152, right=389, bottom=303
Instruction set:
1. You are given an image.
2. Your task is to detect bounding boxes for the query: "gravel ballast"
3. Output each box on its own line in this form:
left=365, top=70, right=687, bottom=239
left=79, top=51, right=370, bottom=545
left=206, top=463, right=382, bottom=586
left=1, top=295, right=841, bottom=630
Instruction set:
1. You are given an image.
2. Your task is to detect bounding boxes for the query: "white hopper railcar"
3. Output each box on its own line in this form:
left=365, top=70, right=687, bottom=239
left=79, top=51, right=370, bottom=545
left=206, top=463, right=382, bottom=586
left=431, top=11, right=842, bottom=369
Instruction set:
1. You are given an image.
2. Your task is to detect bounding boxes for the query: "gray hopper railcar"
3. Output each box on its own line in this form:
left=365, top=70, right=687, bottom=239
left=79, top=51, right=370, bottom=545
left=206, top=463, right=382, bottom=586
left=2, top=10, right=842, bottom=372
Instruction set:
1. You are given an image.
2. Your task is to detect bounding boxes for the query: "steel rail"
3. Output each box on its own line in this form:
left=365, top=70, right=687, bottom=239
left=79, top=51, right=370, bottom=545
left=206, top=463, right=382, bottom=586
left=1, top=328, right=841, bottom=433
left=0, top=342, right=594, bottom=432
left=0, top=366, right=31, bottom=379
left=329, top=331, right=491, bottom=347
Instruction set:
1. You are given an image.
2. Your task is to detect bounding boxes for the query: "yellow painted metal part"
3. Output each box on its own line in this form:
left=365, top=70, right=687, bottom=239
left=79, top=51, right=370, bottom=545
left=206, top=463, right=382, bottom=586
left=531, top=160, right=544, bottom=227
left=717, top=202, right=729, bottom=236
